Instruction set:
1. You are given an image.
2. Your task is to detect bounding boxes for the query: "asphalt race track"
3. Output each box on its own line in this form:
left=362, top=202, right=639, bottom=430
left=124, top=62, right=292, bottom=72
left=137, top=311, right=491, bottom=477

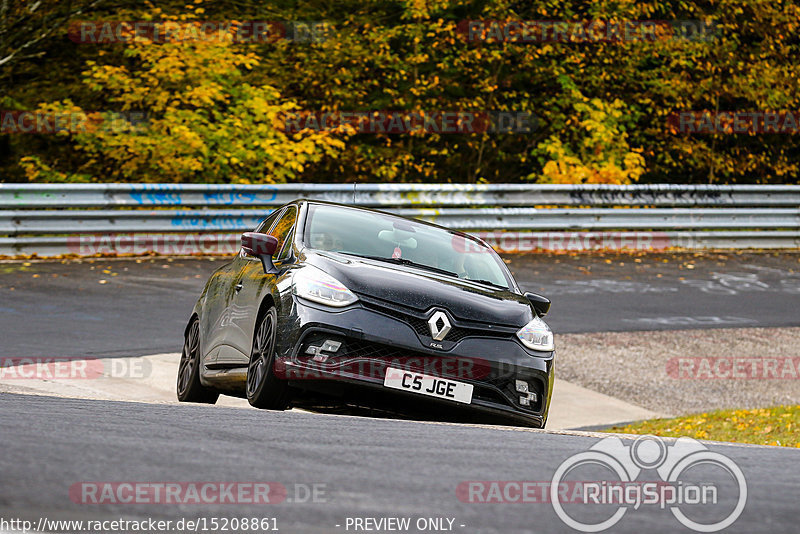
left=1, top=252, right=799, bottom=533
left=0, top=252, right=798, bottom=358
left=1, top=394, right=798, bottom=534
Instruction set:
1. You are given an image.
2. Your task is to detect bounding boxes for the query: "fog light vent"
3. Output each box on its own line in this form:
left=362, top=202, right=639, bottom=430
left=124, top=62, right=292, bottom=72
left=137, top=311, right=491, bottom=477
left=305, top=339, right=343, bottom=362
left=515, top=380, right=537, bottom=406
left=321, top=340, right=342, bottom=353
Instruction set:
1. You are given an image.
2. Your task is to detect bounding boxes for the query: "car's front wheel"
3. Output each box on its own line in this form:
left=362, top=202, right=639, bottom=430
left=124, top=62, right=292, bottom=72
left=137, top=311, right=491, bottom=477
left=177, top=318, right=219, bottom=404
left=246, top=307, right=290, bottom=409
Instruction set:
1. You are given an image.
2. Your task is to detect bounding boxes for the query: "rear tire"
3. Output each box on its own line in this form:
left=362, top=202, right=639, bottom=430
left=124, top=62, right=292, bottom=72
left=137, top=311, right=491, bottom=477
left=177, top=318, right=219, bottom=404
left=246, top=307, right=290, bottom=410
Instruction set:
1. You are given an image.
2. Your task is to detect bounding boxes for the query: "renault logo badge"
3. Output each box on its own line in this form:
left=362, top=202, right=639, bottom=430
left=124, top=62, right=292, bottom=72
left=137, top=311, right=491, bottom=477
left=427, top=310, right=452, bottom=341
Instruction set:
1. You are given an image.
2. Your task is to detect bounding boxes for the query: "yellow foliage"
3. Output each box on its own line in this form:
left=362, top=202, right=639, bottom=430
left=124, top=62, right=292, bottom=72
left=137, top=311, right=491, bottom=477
left=536, top=91, right=645, bottom=185
left=25, top=10, right=345, bottom=184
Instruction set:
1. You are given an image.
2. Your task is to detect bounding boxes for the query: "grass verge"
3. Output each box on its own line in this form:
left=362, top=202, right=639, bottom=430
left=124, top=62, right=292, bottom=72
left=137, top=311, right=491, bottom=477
left=607, top=405, right=800, bottom=447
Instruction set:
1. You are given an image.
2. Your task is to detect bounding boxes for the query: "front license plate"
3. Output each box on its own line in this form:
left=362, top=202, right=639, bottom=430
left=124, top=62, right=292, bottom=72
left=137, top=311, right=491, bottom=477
left=383, top=367, right=473, bottom=404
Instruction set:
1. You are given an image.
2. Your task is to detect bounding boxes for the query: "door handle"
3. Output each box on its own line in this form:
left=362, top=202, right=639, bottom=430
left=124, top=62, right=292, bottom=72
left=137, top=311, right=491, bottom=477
left=234, top=283, right=243, bottom=292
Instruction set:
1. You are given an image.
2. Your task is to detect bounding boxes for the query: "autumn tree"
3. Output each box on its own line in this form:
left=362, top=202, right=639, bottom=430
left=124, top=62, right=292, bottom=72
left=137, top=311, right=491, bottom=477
left=5, top=0, right=800, bottom=184
left=22, top=8, right=344, bottom=183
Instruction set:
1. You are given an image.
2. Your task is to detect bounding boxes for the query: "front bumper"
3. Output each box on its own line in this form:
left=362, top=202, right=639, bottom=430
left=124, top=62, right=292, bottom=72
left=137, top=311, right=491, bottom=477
left=275, top=296, right=555, bottom=427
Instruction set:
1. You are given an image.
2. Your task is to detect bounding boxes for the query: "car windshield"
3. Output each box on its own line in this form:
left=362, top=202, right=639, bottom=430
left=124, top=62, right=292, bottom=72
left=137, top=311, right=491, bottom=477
left=304, top=204, right=512, bottom=289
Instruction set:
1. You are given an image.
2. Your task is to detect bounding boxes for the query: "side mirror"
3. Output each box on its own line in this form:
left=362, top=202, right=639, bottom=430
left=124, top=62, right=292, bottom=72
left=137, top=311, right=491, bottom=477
left=241, top=232, right=279, bottom=274
left=524, top=292, right=551, bottom=317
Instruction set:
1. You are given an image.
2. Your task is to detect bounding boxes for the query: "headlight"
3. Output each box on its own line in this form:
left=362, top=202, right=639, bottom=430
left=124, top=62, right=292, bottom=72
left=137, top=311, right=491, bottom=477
left=293, top=268, right=358, bottom=307
left=516, top=316, right=554, bottom=351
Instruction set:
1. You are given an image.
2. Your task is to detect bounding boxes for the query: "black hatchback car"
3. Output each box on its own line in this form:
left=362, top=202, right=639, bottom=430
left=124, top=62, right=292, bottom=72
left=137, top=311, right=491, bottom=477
left=177, top=200, right=555, bottom=427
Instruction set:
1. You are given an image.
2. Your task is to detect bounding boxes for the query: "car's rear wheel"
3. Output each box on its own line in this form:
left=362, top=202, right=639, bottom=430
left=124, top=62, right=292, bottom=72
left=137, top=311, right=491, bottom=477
left=177, top=318, right=219, bottom=404
left=246, top=307, right=290, bottom=409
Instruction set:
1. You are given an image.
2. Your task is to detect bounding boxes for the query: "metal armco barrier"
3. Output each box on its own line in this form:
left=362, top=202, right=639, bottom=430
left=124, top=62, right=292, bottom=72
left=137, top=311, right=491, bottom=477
left=0, top=183, right=798, bottom=257
left=2, top=183, right=800, bottom=208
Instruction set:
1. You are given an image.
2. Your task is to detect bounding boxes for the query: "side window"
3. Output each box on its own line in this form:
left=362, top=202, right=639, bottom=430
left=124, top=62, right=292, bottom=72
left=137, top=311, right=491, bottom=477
left=268, top=206, right=297, bottom=261
left=255, top=210, right=280, bottom=233
left=276, top=226, right=296, bottom=261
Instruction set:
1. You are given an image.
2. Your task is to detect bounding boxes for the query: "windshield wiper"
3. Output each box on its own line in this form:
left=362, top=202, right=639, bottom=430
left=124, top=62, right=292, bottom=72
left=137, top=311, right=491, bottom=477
left=339, top=253, right=459, bottom=278
left=464, top=278, right=509, bottom=290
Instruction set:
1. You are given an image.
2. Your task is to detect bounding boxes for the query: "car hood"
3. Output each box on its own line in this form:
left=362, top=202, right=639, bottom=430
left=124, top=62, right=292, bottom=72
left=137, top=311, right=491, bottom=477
left=305, top=251, right=534, bottom=327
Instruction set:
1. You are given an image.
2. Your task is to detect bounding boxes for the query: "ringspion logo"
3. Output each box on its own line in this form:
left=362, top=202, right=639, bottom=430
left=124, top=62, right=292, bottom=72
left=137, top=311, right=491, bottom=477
left=550, top=436, right=746, bottom=532
left=458, top=436, right=747, bottom=532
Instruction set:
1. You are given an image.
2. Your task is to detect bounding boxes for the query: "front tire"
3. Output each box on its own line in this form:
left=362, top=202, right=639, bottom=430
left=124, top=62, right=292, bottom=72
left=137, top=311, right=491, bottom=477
left=246, top=307, right=290, bottom=409
left=177, top=318, right=219, bottom=404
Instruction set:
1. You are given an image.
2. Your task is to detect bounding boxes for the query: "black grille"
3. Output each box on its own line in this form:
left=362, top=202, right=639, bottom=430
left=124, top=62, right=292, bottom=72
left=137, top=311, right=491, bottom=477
left=298, top=334, right=542, bottom=413
left=345, top=339, right=409, bottom=360
left=362, top=300, right=512, bottom=343
left=300, top=334, right=443, bottom=363
left=410, top=315, right=509, bottom=342
left=406, top=316, right=429, bottom=336
left=472, top=387, right=508, bottom=405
